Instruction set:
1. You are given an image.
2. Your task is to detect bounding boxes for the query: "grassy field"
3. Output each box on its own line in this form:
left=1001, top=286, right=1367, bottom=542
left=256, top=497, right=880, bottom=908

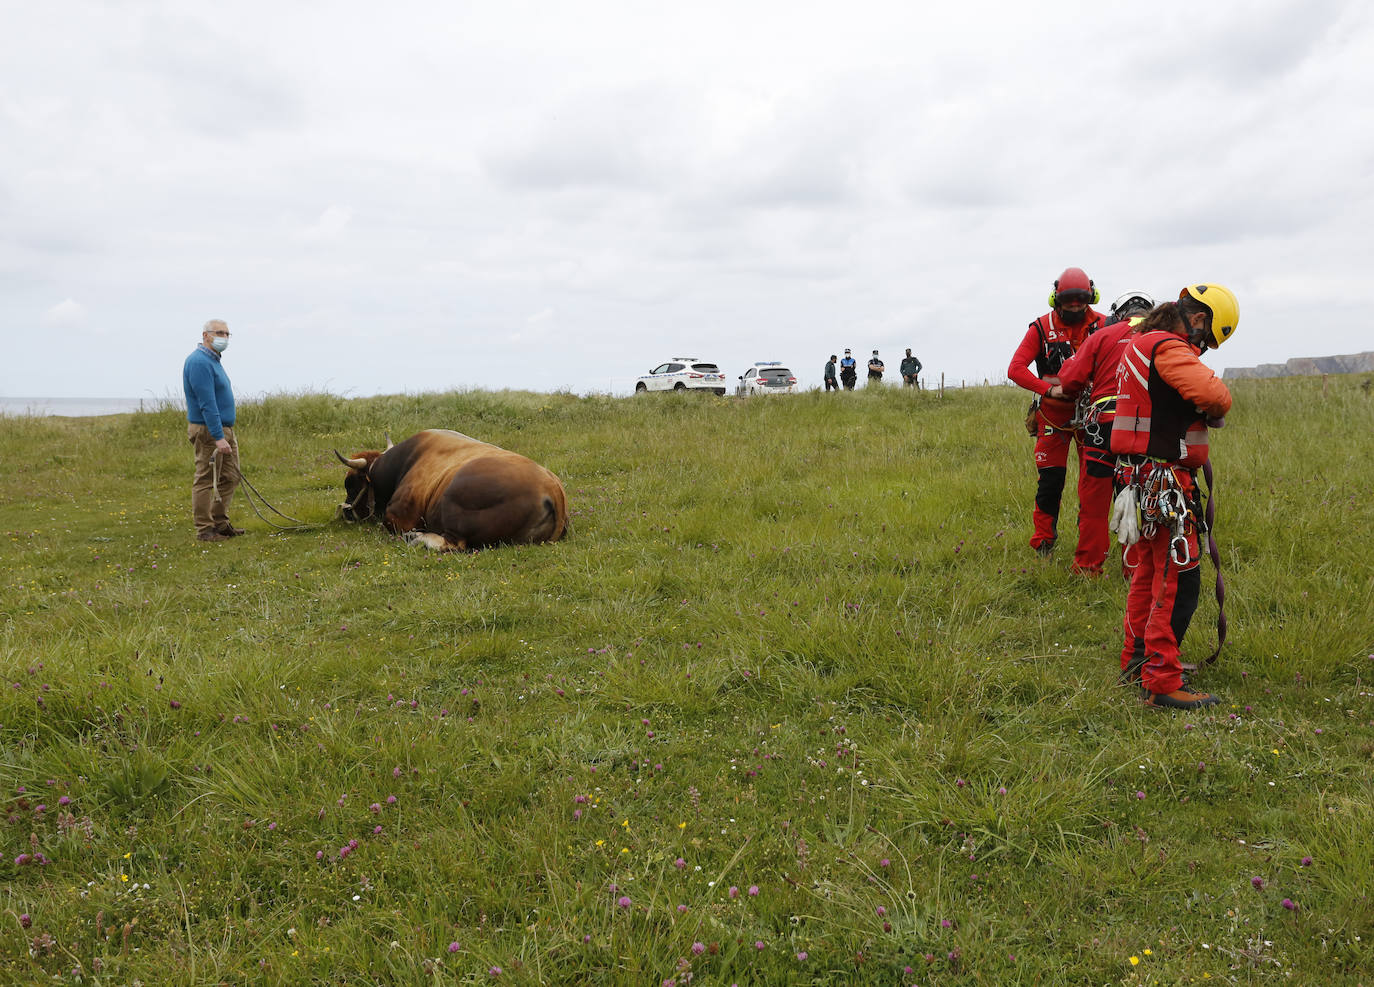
left=2, top=378, right=1372, bottom=985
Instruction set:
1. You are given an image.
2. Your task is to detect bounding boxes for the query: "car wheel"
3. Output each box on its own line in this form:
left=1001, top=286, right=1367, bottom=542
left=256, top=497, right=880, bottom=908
left=673, top=382, right=686, bottom=391
left=635, top=382, right=647, bottom=393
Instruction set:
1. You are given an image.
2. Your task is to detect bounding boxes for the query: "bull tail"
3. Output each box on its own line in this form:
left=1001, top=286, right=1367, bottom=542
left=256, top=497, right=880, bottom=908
left=542, top=494, right=569, bottom=541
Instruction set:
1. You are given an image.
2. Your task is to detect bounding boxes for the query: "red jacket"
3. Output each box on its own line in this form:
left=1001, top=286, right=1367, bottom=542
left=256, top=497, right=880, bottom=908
left=1057, top=317, right=1140, bottom=406
left=1111, top=331, right=1232, bottom=468
left=1007, top=308, right=1109, bottom=397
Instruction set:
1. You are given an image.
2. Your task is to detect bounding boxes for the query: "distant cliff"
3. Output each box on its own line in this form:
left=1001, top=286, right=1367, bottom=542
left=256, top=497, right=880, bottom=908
left=1223, top=351, right=1374, bottom=379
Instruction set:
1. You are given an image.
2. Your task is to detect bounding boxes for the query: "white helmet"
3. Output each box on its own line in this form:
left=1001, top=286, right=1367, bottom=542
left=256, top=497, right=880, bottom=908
left=1110, top=291, right=1155, bottom=319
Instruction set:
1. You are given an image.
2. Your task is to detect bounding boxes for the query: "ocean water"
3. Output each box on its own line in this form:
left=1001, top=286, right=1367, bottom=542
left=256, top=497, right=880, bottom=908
left=0, top=397, right=179, bottom=417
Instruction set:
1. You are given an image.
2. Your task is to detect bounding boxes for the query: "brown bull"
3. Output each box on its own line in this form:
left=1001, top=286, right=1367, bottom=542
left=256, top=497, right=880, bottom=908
left=335, top=429, right=568, bottom=551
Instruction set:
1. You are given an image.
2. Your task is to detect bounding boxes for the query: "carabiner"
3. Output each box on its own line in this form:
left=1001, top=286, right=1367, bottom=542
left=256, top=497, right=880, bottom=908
left=1170, top=533, right=1191, bottom=566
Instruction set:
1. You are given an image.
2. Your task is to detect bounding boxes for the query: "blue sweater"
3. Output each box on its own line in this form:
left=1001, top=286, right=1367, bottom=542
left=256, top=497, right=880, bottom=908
left=183, top=345, right=235, bottom=439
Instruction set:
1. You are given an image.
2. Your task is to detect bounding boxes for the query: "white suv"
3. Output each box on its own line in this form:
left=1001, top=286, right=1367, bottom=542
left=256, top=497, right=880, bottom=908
left=635, top=358, right=727, bottom=395
left=738, top=362, right=797, bottom=395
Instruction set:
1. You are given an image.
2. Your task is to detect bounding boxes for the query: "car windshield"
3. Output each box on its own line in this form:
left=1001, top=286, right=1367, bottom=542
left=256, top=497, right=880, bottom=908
left=691, top=364, right=719, bottom=373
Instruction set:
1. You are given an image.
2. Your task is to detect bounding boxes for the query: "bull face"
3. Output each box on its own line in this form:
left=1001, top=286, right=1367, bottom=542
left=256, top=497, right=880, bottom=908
left=334, top=449, right=379, bottom=521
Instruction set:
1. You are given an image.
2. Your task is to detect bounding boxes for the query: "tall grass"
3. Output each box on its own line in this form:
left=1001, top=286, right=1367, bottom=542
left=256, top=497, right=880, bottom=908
left=2, top=378, right=1372, bottom=984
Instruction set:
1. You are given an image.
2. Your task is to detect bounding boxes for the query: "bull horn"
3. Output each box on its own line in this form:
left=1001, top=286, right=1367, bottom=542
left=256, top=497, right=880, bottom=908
left=384, top=431, right=394, bottom=451
left=334, top=449, right=368, bottom=469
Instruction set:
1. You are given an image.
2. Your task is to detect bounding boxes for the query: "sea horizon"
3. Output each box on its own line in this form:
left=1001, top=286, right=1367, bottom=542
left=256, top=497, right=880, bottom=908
left=0, top=396, right=182, bottom=418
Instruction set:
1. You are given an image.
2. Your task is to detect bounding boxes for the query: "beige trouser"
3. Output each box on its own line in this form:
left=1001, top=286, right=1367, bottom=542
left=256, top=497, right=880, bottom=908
left=189, top=424, right=241, bottom=535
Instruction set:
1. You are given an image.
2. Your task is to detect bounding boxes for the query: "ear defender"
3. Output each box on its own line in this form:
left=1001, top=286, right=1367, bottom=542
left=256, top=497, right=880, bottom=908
left=1048, top=277, right=1101, bottom=307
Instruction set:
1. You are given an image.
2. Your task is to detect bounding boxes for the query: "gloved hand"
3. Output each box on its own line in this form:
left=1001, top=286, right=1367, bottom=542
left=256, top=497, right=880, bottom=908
left=1205, top=415, right=1226, bottom=429
left=1110, top=486, right=1140, bottom=546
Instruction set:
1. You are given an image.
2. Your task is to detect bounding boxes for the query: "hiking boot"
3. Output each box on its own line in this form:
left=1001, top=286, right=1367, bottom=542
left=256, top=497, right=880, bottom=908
left=197, top=530, right=230, bottom=543
left=1141, top=688, right=1221, bottom=711
left=217, top=525, right=247, bottom=537
left=1035, top=542, right=1055, bottom=559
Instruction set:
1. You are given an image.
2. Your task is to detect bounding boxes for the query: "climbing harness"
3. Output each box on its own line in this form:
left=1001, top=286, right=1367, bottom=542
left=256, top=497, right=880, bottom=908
left=1067, top=387, right=1094, bottom=431
left=1140, top=463, right=1191, bottom=565
left=1076, top=395, right=1115, bottom=446
left=1113, top=458, right=1190, bottom=562
left=1113, top=454, right=1229, bottom=664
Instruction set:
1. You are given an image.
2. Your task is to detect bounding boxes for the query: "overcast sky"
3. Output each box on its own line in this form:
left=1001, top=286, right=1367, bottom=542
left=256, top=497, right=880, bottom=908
left=4, top=0, right=1372, bottom=399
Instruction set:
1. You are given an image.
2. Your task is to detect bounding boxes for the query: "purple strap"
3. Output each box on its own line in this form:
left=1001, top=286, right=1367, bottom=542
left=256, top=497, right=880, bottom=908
left=1201, top=458, right=1226, bottom=664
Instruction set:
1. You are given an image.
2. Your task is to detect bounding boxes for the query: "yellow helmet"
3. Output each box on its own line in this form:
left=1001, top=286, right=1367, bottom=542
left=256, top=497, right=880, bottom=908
left=1180, top=283, right=1239, bottom=347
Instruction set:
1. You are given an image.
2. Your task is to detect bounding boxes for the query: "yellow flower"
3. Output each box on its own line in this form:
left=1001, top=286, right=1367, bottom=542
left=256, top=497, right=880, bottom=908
left=622, top=819, right=629, bottom=828
left=678, top=822, right=687, bottom=830
left=1129, top=956, right=1139, bottom=966
left=595, top=840, right=605, bottom=847
left=123, top=852, right=132, bottom=859
left=120, top=874, right=129, bottom=882
left=1143, top=949, right=1153, bottom=955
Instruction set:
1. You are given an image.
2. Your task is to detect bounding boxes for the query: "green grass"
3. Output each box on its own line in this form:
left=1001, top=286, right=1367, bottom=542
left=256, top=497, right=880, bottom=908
left=2, top=379, right=1372, bottom=985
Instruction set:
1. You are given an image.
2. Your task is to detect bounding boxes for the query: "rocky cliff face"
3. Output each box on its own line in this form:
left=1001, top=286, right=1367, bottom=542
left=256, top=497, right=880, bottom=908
left=1223, top=352, right=1374, bottom=379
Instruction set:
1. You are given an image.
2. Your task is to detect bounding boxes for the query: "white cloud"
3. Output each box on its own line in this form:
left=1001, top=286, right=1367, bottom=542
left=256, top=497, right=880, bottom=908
left=42, top=298, right=87, bottom=328
left=301, top=205, right=353, bottom=240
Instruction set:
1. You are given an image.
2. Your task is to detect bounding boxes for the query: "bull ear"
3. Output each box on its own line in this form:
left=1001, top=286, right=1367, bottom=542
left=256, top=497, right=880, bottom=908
left=334, top=449, right=368, bottom=469
left=384, top=431, right=394, bottom=451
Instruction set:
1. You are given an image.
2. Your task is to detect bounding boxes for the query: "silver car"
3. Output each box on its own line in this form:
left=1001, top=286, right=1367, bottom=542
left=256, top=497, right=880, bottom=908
left=738, top=362, right=798, bottom=395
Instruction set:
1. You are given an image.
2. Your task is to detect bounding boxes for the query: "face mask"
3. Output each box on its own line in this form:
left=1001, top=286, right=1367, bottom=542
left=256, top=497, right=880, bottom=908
left=210, top=337, right=229, bottom=353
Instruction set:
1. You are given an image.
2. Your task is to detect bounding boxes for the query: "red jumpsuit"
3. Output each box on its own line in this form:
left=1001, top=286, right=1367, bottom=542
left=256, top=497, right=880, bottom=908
left=1055, top=317, right=1140, bottom=574
left=1110, top=331, right=1231, bottom=694
left=1007, top=307, right=1108, bottom=566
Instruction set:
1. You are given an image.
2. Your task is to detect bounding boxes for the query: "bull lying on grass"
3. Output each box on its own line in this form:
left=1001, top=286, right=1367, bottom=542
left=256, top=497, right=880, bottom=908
left=335, top=429, right=568, bottom=551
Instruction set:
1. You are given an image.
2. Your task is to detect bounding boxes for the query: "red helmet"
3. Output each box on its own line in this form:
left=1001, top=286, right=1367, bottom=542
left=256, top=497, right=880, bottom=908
left=1049, top=267, right=1099, bottom=307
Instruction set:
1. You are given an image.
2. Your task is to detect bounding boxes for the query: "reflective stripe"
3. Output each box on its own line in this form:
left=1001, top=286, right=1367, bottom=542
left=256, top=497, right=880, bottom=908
left=1122, top=348, right=1150, bottom=389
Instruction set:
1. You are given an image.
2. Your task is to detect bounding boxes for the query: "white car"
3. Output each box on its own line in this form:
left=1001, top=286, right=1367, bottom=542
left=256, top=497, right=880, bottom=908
left=738, top=362, right=798, bottom=395
left=635, top=358, right=727, bottom=395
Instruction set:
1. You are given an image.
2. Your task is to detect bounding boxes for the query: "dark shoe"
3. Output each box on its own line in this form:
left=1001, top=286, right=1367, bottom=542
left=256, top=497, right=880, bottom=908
left=197, top=530, right=230, bottom=543
left=1142, top=688, right=1221, bottom=711
left=1117, top=655, right=1145, bottom=687
left=217, top=525, right=246, bottom=537
left=1035, top=541, right=1055, bottom=559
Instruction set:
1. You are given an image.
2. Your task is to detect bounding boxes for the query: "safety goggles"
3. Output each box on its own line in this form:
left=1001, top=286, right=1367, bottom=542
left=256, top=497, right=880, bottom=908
left=1056, top=290, right=1091, bottom=305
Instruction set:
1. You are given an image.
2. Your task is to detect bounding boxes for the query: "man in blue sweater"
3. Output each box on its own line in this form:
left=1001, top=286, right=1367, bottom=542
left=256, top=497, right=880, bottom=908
left=183, top=319, right=243, bottom=542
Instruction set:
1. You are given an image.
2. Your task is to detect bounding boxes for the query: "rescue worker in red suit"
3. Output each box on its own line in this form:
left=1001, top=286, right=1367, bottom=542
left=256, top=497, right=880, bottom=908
left=1049, top=291, right=1156, bottom=575
left=1110, top=283, right=1238, bottom=710
left=1007, top=267, right=1109, bottom=569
